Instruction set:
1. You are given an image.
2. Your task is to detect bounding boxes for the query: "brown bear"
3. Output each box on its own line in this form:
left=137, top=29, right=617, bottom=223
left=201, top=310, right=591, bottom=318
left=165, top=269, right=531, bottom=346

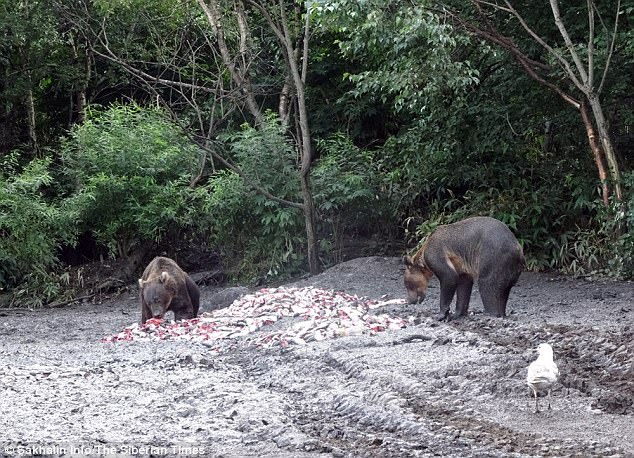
left=138, top=256, right=200, bottom=324
left=403, top=216, right=524, bottom=320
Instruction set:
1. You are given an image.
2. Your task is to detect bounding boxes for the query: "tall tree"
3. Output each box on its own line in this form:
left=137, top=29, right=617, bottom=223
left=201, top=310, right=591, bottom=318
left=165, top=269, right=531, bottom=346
left=249, top=0, right=319, bottom=274
left=0, top=1, right=59, bottom=155
left=0, top=0, right=97, bottom=155
left=440, top=0, right=625, bottom=203
left=196, top=0, right=320, bottom=274
left=66, top=0, right=322, bottom=273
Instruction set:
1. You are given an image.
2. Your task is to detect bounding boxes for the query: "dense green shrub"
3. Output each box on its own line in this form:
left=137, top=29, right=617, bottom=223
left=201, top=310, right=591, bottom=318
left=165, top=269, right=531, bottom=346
left=606, top=173, right=634, bottom=278
left=0, top=154, right=78, bottom=303
left=313, top=134, right=398, bottom=261
left=61, top=104, right=204, bottom=258
left=197, top=123, right=402, bottom=280
left=200, top=116, right=306, bottom=280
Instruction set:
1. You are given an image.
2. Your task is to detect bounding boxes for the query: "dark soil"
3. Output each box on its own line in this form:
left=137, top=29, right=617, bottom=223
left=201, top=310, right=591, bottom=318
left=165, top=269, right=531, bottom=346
left=0, top=256, right=632, bottom=457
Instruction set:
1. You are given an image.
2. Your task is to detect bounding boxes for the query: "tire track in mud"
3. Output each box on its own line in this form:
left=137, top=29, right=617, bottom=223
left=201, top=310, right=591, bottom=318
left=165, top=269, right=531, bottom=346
left=317, top=350, right=626, bottom=457
left=237, top=347, right=484, bottom=457
left=447, top=317, right=634, bottom=415
left=241, top=315, right=632, bottom=458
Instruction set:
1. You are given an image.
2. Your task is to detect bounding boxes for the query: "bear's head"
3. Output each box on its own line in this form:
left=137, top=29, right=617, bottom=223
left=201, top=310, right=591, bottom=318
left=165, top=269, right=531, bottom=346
left=403, top=255, right=433, bottom=304
left=139, top=271, right=177, bottom=319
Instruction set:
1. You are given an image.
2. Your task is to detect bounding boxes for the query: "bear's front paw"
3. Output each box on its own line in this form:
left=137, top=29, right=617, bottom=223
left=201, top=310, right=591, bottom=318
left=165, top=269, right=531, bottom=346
left=435, top=311, right=450, bottom=322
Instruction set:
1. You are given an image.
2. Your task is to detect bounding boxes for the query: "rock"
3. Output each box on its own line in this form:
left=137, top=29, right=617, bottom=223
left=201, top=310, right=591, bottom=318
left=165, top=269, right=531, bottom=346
left=0, top=292, right=13, bottom=308
left=201, top=287, right=250, bottom=312
left=189, top=270, right=224, bottom=285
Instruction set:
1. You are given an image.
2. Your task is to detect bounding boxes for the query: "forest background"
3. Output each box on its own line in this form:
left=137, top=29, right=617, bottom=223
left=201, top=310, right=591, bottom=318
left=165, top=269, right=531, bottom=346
left=0, top=0, right=632, bottom=306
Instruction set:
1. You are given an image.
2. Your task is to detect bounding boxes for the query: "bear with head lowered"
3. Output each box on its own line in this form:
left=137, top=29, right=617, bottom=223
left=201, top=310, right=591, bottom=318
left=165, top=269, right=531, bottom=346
left=138, top=256, right=200, bottom=324
left=404, top=216, right=524, bottom=321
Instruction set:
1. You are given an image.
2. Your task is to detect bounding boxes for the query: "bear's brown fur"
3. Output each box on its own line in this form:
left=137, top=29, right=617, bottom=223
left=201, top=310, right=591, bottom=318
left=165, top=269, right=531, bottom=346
left=404, top=216, right=524, bottom=320
left=138, top=256, right=200, bottom=324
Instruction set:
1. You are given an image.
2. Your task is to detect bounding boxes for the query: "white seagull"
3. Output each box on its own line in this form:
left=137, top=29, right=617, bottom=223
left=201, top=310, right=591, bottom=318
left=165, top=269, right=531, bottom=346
left=526, top=343, right=559, bottom=412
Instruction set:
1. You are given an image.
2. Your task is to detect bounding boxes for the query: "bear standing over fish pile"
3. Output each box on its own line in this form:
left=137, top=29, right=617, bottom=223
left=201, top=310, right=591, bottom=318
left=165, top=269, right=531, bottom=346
left=138, top=256, right=200, bottom=324
left=404, top=216, right=525, bottom=320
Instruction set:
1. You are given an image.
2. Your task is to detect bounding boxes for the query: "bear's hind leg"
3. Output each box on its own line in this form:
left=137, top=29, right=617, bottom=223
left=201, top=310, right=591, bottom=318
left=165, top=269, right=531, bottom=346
left=496, top=283, right=513, bottom=317
left=478, top=276, right=509, bottom=317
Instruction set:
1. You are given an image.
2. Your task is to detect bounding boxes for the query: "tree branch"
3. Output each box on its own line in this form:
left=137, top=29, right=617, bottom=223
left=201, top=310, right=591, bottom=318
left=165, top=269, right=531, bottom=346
left=548, top=0, right=589, bottom=89
left=477, top=0, right=512, bottom=12
left=195, top=137, right=304, bottom=209
left=300, top=3, right=311, bottom=84
left=91, top=45, right=216, bottom=94
left=196, top=0, right=263, bottom=122
left=446, top=6, right=581, bottom=109
left=468, top=2, right=549, bottom=70
left=587, top=0, right=595, bottom=90
left=248, top=1, right=285, bottom=43
left=235, top=0, right=250, bottom=69
left=599, top=0, right=620, bottom=93
left=156, top=97, right=304, bottom=209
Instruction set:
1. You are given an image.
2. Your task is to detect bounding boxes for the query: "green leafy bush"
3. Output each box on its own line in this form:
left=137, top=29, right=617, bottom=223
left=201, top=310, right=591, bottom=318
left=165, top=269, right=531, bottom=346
left=199, top=124, right=401, bottom=280
left=0, top=154, right=78, bottom=303
left=61, top=103, right=203, bottom=258
left=200, top=116, right=305, bottom=280
left=604, top=173, right=634, bottom=278
left=401, top=132, right=607, bottom=275
left=313, top=134, right=398, bottom=262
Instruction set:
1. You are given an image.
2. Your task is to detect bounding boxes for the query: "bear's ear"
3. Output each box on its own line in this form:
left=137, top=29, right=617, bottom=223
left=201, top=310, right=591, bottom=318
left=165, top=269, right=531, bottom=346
left=138, top=278, right=144, bottom=289
left=160, top=271, right=170, bottom=283
left=403, top=255, right=414, bottom=267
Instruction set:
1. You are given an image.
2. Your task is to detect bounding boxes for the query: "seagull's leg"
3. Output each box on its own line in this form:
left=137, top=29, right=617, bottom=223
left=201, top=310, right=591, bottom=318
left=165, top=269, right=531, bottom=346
left=547, top=389, right=552, bottom=410
left=533, top=389, right=539, bottom=413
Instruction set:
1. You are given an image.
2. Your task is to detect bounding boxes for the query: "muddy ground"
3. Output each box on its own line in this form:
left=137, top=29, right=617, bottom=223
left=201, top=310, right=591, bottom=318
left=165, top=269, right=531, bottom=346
left=0, top=256, right=633, bottom=457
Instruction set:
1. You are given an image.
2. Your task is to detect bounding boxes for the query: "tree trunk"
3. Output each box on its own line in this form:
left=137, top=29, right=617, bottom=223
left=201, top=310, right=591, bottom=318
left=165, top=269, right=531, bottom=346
left=587, top=94, right=622, bottom=201
left=76, top=49, right=90, bottom=124
left=77, top=91, right=87, bottom=124
left=279, top=79, right=292, bottom=126
left=295, top=80, right=320, bottom=273
left=300, top=174, right=319, bottom=274
left=580, top=101, right=609, bottom=205
left=25, top=75, right=39, bottom=156
left=73, top=40, right=91, bottom=124
left=280, top=2, right=320, bottom=274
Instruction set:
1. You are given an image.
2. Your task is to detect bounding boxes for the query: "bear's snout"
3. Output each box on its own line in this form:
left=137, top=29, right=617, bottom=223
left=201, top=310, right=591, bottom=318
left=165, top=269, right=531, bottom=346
left=149, top=303, right=165, bottom=318
left=406, top=289, right=425, bottom=304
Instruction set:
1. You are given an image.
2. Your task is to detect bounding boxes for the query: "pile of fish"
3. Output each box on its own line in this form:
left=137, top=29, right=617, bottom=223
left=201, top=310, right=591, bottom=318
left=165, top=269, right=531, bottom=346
left=103, top=287, right=409, bottom=351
